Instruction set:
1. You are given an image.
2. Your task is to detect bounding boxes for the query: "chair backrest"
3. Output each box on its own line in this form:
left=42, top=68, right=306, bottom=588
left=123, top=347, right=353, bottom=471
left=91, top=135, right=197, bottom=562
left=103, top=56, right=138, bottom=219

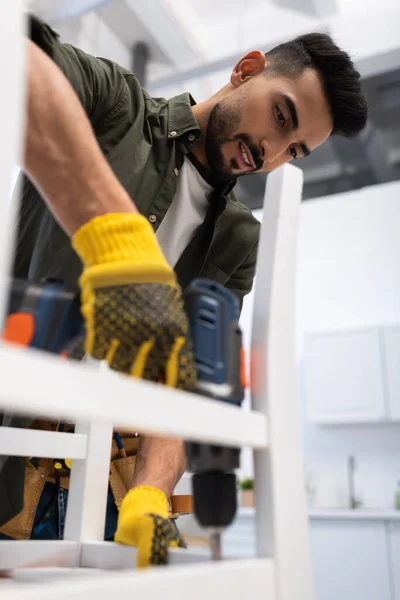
left=251, top=166, right=315, bottom=600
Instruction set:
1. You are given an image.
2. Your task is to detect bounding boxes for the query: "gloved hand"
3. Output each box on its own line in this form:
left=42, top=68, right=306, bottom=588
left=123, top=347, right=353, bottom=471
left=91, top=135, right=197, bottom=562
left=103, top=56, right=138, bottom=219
left=114, top=486, right=186, bottom=567
left=72, top=213, right=196, bottom=389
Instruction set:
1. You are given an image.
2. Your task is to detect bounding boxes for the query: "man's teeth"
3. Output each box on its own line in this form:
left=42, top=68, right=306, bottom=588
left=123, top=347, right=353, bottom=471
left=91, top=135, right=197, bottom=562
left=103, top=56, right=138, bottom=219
left=240, top=143, right=251, bottom=167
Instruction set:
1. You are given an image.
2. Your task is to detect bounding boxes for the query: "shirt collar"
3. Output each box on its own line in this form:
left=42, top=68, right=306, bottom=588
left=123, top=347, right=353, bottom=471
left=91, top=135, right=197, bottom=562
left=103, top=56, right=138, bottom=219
left=167, top=92, right=237, bottom=197
left=167, top=93, right=201, bottom=148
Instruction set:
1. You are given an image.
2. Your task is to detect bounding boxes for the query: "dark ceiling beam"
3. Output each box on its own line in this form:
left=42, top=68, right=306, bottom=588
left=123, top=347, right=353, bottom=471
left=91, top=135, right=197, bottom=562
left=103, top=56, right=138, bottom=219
left=132, top=42, right=150, bottom=87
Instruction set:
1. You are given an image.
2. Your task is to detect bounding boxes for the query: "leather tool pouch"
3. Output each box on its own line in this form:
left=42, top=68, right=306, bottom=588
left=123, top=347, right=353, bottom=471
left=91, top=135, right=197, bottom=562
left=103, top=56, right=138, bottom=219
left=0, top=463, right=48, bottom=540
left=109, top=455, right=137, bottom=510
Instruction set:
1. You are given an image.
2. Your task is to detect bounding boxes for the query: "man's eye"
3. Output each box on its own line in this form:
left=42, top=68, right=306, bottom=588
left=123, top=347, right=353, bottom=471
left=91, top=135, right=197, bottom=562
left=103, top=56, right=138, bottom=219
left=276, top=106, right=286, bottom=127
left=289, top=145, right=297, bottom=160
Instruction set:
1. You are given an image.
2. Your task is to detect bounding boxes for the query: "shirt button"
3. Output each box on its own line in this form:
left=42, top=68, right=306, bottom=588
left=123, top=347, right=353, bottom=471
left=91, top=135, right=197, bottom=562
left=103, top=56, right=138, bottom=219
left=170, top=131, right=177, bottom=137
left=148, top=214, right=157, bottom=224
left=188, top=133, right=196, bottom=142
left=174, top=168, right=179, bottom=176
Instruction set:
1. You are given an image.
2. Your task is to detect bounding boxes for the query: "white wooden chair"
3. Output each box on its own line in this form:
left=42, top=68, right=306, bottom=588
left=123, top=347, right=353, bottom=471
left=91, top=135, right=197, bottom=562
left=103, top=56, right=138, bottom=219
left=0, top=4, right=314, bottom=599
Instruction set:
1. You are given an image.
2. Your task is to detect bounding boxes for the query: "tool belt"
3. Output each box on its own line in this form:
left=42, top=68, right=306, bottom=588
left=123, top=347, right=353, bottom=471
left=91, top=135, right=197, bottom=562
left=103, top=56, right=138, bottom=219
left=0, top=420, right=192, bottom=540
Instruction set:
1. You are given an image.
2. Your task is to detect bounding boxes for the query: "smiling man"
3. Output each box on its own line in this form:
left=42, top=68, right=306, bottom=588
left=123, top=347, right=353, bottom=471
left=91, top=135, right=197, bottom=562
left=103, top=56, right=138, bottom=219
left=192, top=41, right=366, bottom=181
left=0, top=15, right=367, bottom=565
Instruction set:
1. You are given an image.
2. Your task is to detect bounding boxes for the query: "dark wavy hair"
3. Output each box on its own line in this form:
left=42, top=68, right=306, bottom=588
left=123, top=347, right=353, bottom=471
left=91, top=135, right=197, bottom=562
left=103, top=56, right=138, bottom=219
left=266, top=33, right=368, bottom=137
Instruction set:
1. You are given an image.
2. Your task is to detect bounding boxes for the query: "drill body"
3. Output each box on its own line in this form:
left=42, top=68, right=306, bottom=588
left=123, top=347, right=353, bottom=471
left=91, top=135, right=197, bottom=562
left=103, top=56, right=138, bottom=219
left=184, top=279, right=245, bottom=538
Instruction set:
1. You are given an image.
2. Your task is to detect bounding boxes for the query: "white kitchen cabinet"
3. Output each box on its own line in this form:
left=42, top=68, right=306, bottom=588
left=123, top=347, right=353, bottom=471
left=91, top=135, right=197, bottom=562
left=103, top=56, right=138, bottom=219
left=388, top=522, right=400, bottom=600
left=304, top=328, right=386, bottom=423
left=383, top=326, right=400, bottom=420
left=310, top=520, right=392, bottom=600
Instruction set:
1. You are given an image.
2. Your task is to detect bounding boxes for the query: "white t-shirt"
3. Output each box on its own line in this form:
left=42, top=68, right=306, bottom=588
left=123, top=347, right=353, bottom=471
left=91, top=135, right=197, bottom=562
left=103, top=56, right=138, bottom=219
left=156, top=157, right=212, bottom=267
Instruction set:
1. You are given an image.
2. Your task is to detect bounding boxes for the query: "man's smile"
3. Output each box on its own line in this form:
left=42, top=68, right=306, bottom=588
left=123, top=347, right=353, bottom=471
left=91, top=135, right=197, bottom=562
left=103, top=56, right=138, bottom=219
left=238, top=140, right=257, bottom=171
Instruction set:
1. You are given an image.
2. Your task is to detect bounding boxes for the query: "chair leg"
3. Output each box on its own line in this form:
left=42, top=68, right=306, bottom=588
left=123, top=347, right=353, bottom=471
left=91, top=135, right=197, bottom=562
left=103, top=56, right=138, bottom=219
left=64, top=421, right=113, bottom=543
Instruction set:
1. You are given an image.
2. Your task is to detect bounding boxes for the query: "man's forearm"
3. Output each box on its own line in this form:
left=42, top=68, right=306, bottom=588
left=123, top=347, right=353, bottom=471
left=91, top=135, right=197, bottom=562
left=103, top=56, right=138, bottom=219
left=24, top=40, right=137, bottom=236
left=132, top=436, right=186, bottom=498
left=24, top=40, right=187, bottom=501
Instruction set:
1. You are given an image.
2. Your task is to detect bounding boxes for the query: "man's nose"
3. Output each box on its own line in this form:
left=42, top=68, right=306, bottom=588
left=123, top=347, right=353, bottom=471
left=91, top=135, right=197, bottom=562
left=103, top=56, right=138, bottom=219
left=261, top=139, right=288, bottom=165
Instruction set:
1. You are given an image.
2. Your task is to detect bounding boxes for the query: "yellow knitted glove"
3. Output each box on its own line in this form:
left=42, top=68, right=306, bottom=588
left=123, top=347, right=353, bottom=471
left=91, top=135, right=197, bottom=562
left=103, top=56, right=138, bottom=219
left=71, top=213, right=196, bottom=389
left=115, top=486, right=186, bottom=567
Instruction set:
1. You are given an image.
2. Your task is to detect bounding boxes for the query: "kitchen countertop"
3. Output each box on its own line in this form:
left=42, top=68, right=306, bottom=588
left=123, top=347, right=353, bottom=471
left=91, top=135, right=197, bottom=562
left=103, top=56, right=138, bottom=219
left=238, top=507, right=400, bottom=520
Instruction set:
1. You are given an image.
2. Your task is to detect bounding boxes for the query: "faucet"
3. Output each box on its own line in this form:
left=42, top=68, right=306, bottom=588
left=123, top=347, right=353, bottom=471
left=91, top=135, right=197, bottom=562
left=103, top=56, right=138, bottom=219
left=348, top=455, right=361, bottom=509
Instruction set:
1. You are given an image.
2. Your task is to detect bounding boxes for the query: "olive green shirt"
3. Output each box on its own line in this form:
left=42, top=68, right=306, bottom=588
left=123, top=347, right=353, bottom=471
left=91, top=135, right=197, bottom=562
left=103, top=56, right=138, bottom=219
left=0, top=16, right=260, bottom=527
left=14, top=15, right=260, bottom=309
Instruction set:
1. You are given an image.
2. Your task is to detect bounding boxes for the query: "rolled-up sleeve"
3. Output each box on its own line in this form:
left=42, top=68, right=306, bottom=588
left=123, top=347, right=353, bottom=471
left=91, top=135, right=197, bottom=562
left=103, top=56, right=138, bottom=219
left=28, top=14, right=129, bottom=126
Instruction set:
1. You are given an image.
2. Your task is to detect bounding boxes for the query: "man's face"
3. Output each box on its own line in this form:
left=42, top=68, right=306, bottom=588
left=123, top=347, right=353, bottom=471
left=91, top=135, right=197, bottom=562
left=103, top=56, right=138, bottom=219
left=204, top=65, right=333, bottom=184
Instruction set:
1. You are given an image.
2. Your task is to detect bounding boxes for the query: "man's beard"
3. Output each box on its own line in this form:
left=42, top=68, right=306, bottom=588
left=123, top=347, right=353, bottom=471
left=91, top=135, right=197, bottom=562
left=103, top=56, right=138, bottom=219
left=204, top=97, right=263, bottom=185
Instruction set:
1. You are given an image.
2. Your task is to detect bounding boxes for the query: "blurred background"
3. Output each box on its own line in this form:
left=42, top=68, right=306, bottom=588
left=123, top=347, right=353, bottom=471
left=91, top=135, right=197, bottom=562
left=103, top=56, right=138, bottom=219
left=21, top=2, right=400, bottom=598
left=26, top=0, right=400, bottom=207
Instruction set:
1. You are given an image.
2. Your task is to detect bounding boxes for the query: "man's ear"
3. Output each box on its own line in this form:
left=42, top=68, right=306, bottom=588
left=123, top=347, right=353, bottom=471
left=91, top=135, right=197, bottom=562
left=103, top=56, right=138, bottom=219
left=231, top=51, right=268, bottom=87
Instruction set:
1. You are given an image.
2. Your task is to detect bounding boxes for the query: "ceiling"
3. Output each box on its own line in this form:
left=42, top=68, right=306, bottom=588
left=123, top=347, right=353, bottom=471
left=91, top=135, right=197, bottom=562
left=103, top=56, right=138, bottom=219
left=27, top=0, right=400, bottom=207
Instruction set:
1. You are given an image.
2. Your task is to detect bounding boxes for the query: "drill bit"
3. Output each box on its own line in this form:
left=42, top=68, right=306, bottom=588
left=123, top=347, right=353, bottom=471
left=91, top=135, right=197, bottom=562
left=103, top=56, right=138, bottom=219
left=210, top=531, right=222, bottom=561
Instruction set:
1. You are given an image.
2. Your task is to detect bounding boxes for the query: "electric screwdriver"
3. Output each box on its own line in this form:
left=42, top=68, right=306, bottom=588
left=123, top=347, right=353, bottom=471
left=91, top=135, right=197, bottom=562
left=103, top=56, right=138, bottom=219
left=184, top=279, right=246, bottom=560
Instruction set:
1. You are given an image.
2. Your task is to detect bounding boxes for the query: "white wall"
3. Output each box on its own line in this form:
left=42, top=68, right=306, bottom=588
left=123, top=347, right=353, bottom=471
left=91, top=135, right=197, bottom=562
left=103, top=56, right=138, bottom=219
left=240, top=180, right=400, bottom=508
left=296, top=180, right=400, bottom=338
